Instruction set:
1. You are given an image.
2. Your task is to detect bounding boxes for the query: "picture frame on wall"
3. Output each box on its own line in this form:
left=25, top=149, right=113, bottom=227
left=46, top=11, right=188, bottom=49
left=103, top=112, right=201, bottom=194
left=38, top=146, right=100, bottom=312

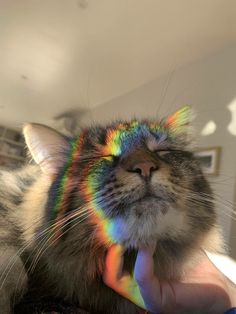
left=193, top=147, right=221, bottom=176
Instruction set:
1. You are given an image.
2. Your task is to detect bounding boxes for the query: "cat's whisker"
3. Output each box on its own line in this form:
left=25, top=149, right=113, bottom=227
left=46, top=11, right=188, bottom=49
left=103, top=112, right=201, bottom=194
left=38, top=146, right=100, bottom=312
left=0, top=206, right=91, bottom=293
left=181, top=196, right=235, bottom=221
left=195, top=194, right=235, bottom=214
left=4, top=204, right=95, bottom=292
left=182, top=194, right=236, bottom=220
left=173, top=183, right=236, bottom=214
left=188, top=194, right=236, bottom=214
left=12, top=207, right=93, bottom=295
left=28, top=212, right=93, bottom=274
left=172, top=184, right=236, bottom=221
left=0, top=213, right=50, bottom=290
left=27, top=206, right=93, bottom=274
left=50, top=211, right=93, bottom=246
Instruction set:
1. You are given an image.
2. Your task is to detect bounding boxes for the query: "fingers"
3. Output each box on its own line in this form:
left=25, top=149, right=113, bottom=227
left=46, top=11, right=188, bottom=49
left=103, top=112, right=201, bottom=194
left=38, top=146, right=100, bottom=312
left=103, top=245, right=147, bottom=309
left=103, top=244, right=124, bottom=287
left=103, top=245, right=234, bottom=314
left=104, top=245, right=156, bottom=287
left=134, top=247, right=162, bottom=313
left=103, top=245, right=162, bottom=313
left=134, top=246, right=155, bottom=284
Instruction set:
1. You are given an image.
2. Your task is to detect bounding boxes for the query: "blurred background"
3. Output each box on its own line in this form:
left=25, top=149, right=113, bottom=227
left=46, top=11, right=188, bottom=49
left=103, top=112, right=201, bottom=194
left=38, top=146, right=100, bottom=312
left=0, top=0, right=236, bottom=258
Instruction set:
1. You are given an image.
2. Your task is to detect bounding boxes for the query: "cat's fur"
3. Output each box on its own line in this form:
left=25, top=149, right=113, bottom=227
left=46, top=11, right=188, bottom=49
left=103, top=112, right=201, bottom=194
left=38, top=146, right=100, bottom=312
left=0, top=110, right=224, bottom=314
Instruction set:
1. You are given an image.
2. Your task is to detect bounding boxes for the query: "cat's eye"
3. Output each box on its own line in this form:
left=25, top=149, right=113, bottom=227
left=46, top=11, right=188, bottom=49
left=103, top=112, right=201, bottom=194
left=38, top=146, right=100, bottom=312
left=102, top=156, right=113, bottom=161
left=102, top=155, right=120, bottom=163
left=155, top=149, right=182, bottom=158
left=111, top=155, right=120, bottom=163
left=155, top=150, right=171, bottom=157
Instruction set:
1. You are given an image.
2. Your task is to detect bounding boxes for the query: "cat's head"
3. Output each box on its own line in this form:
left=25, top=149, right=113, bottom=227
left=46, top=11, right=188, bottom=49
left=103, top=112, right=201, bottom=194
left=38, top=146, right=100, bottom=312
left=23, top=107, right=216, bottom=249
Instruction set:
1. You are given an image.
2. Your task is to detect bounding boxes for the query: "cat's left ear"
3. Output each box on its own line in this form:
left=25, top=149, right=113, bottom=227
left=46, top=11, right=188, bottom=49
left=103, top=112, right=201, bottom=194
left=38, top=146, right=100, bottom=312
left=164, top=106, right=193, bottom=134
left=23, top=123, right=70, bottom=176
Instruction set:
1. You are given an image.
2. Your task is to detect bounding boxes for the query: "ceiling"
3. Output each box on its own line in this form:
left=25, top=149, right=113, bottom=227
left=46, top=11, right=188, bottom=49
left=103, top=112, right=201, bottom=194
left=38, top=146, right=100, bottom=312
left=0, top=0, right=236, bottom=128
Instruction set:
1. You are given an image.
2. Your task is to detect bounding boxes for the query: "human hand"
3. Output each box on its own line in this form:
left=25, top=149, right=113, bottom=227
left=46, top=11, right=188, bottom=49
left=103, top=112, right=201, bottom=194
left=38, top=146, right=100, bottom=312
left=103, top=244, right=236, bottom=314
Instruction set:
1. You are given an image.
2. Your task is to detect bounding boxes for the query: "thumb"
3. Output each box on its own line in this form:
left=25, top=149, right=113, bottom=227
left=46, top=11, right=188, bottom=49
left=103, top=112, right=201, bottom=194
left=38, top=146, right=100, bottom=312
left=134, top=247, right=162, bottom=313
left=134, top=246, right=155, bottom=284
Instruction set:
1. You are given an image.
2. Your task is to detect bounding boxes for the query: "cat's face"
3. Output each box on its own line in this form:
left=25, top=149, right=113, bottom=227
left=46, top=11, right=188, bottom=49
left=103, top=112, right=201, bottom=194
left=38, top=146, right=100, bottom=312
left=24, top=107, right=216, bottom=249
left=76, top=121, right=214, bottom=248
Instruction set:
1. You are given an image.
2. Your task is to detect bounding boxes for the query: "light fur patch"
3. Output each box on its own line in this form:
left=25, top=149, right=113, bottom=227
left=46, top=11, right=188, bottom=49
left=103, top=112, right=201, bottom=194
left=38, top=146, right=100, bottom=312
left=18, top=175, right=51, bottom=244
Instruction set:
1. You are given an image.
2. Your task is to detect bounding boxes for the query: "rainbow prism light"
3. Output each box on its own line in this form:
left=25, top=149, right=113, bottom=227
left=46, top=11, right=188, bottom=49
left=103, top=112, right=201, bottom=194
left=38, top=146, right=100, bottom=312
left=48, top=106, right=190, bottom=311
left=49, top=106, right=190, bottom=245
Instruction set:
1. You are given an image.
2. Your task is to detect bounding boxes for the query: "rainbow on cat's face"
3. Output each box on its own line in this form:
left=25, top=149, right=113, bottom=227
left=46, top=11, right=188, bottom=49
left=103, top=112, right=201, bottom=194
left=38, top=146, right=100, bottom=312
left=81, top=108, right=187, bottom=245
left=47, top=106, right=215, bottom=248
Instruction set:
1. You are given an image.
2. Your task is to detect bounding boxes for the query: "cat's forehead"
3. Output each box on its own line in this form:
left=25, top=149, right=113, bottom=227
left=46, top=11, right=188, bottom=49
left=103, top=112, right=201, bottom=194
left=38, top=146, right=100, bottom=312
left=108, top=121, right=161, bottom=154
left=106, top=119, right=166, bottom=136
left=86, top=120, right=169, bottom=156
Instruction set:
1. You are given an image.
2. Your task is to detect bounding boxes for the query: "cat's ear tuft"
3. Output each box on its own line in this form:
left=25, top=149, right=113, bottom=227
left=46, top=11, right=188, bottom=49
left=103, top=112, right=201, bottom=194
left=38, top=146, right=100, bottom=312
left=23, top=123, right=70, bottom=175
left=164, top=106, right=193, bottom=133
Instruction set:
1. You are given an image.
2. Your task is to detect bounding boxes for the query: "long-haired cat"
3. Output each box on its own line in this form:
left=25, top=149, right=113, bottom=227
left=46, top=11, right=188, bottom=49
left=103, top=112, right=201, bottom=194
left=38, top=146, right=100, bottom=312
left=0, top=107, right=223, bottom=314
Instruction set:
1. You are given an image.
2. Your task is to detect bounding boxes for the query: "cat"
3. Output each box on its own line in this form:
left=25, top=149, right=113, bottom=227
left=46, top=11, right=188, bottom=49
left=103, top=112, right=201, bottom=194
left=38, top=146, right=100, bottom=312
left=0, top=106, right=224, bottom=314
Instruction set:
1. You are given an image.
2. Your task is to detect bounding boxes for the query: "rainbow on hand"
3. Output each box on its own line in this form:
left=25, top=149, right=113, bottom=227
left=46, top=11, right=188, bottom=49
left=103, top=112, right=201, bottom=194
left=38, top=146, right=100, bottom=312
left=105, top=244, right=146, bottom=310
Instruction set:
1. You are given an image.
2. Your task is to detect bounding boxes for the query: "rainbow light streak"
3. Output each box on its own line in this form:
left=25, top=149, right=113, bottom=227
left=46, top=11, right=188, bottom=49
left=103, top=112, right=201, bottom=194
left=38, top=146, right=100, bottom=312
left=102, top=122, right=151, bottom=157
left=165, top=105, right=190, bottom=133
left=48, top=107, right=189, bottom=309
left=50, top=106, right=190, bottom=244
left=84, top=122, right=163, bottom=245
left=84, top=158, right=118, bottom=245
left=105, top=244, right=146, bottom=310
left=50, top=133, right=86, bottom=239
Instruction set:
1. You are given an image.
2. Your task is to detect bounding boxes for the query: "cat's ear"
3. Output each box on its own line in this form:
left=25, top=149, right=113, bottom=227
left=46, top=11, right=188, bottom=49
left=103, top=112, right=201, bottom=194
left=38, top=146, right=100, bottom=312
left=23, top=123, right=70, bottom=175
left=164, top=106, right=193, bottom=134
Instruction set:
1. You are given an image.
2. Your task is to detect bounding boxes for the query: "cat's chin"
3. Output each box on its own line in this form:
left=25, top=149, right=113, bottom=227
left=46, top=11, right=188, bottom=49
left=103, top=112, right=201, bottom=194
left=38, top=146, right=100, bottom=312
left=122, top=238, right=157, bottom=250
left=127, top=196, right=171, bottom=219
left=130, top=195, right=165, bottom=214
left=108, top=215, right=161, bottom=249
left=106, top=202, right=187, bottom=249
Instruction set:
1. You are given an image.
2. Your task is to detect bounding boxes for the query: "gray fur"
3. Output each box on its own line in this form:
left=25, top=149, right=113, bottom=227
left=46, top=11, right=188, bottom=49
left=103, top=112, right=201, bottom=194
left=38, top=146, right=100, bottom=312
left=0, top=118, right=223, bottom=314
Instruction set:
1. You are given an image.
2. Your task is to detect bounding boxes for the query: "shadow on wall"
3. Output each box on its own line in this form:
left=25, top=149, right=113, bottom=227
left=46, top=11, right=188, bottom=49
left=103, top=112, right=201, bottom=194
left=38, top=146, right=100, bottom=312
left=196, top=98, right=236, bottom=140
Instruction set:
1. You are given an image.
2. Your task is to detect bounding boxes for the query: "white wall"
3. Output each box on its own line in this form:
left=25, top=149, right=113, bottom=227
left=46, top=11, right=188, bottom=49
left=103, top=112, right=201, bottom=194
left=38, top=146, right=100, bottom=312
left=81, top=44, right=236, bottom=256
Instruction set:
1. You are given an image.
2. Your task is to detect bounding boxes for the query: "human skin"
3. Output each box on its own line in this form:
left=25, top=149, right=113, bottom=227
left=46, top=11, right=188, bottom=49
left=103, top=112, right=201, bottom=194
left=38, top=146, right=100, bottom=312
left=103, top=245, right=236, bottom=314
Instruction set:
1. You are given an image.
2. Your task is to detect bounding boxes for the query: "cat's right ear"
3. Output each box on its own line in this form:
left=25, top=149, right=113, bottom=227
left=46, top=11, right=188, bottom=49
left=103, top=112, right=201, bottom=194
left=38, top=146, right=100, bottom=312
left=23, top=123, right=70, bottom=176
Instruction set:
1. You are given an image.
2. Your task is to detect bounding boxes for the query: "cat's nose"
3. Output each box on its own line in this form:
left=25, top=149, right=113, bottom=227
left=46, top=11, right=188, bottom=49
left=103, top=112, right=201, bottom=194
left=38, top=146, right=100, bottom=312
left=132, top=161, right=158, bottom=178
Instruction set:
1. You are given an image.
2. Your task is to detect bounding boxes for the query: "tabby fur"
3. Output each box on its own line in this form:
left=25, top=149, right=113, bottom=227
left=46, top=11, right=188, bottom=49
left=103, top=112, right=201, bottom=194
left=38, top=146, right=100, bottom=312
left=0, top=111, right=224, bottom=314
